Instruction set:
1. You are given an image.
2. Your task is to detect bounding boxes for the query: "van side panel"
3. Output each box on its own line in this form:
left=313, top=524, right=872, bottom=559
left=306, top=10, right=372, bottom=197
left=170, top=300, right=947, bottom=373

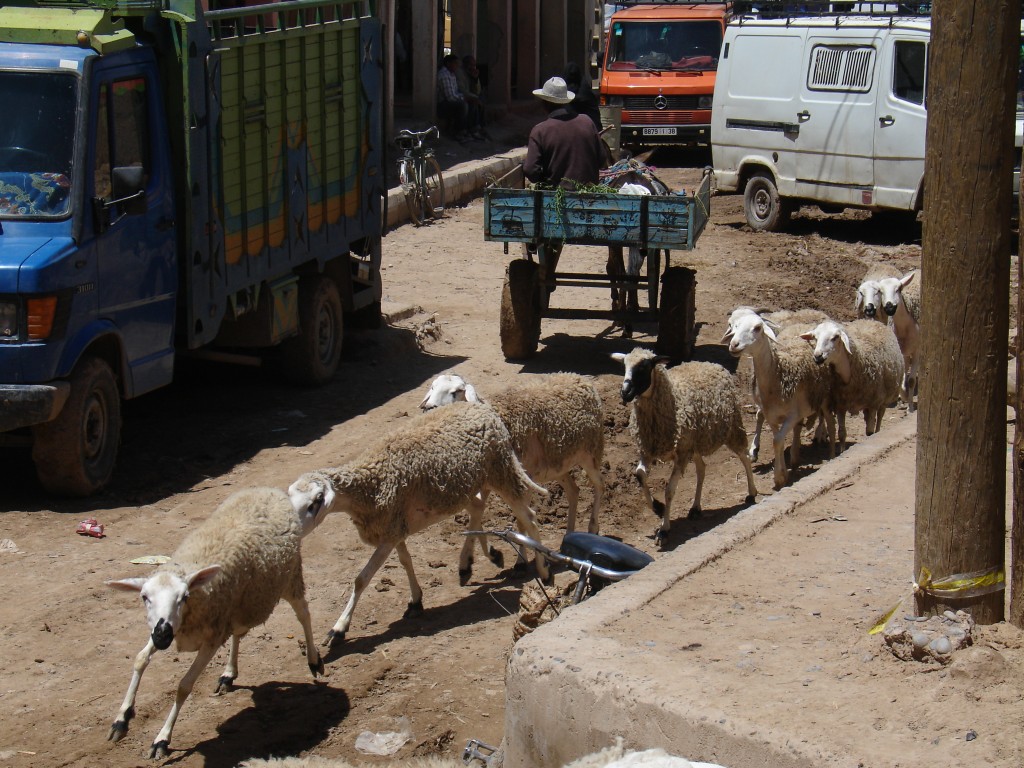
left=873, top=35, right=927, bottom=209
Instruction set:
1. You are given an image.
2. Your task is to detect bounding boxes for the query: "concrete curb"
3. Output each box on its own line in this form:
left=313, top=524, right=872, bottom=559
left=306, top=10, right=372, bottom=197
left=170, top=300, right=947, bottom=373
left=384, top=148, right=527, bottom=230
left=502, top=414, right=919, bottom=768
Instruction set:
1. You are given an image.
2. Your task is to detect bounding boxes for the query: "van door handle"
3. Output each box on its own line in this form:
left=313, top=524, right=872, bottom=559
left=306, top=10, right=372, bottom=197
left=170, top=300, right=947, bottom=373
left=797, top=110, right=811, bottom=122
left=879, top=114, right=895, bottom=126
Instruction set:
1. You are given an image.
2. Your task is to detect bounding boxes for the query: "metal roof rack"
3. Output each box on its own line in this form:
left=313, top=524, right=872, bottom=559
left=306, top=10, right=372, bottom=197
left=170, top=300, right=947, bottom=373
left=610, top=0, right=735, bottom=6
left=731, top=1, right=932, bottom=18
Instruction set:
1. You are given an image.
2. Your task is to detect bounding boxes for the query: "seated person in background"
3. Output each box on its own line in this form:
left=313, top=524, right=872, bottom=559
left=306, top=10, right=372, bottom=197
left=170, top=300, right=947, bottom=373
left=437, top=54, right=471, bottom=142
left=456, top=54, right=488, bottom=140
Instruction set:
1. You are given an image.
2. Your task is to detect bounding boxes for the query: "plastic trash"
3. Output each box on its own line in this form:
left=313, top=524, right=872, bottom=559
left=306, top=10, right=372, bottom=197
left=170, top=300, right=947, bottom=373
left=354, top=716, right=413, bottom=756
left=75, top=519, right=104, bottom=538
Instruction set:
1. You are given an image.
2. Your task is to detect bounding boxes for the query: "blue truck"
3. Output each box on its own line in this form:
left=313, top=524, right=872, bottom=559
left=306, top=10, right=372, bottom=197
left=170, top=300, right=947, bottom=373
left=0, top=0, right=384, bottom=496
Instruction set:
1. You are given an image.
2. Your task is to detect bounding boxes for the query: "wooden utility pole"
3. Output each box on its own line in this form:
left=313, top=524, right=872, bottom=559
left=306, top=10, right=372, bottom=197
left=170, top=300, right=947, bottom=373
left=915, top=0, right=1017, bottom=623
left=1013, top=109, right=1024, bottom=627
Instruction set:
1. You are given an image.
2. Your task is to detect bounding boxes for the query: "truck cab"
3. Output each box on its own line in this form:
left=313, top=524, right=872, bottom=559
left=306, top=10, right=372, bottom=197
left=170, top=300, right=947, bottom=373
left=599, top=1, right=733, bottom=150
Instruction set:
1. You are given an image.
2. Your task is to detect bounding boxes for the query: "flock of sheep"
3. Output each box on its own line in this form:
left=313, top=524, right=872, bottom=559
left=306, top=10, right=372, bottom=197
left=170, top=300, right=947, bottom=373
left=103, top=265, right=922, bottom=759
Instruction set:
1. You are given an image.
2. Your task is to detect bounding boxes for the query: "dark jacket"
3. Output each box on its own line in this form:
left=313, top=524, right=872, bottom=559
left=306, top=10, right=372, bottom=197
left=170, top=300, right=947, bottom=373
left=523, top=108, right=605, bottom=189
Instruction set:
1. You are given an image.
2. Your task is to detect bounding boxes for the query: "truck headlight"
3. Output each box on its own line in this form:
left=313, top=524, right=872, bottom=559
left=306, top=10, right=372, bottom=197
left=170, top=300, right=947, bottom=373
left=698, top=96, right=713, bottom=110
left=0, top=300, right=16, bottom=338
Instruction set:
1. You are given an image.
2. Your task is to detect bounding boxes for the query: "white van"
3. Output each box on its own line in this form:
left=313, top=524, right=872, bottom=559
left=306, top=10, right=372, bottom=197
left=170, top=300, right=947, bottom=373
left=711, top=14, right=1023, bottom=231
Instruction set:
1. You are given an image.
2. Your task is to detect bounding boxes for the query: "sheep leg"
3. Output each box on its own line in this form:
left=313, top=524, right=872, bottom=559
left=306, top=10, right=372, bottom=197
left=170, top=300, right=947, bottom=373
left=581, top=459, right=604, bottom=535
left=607, top=245, right=625, bottom=314
left=215, top=634, right=241, bottom=693
left=864, top=408, right=877, bottom=437
left=773, top=412, right=802, bottom=489
left=823, top=408, right=837, bottom=458
left=837, top=411, right=847, bottom=452
left=149, top=643, right=219, bottom=759
left=749, top=408, right=764, bottom=462
left=634, top=457, right=658, bottom=517
left=326, top=542, right=395, bottom=647
left=562, top=473, right=582, bottom=534
left=108, top=639, right=156, bottom=742
left=285, top=594, right=325, bottom=678
left=505, top=498, right=550, bottom=584
left=690, top=454, right=706, bottom=516
left=395, top=540, right=424, bottom=618
left=459, top=492, right=503, bottom=584
left=657, top=457, right=686, bottom=542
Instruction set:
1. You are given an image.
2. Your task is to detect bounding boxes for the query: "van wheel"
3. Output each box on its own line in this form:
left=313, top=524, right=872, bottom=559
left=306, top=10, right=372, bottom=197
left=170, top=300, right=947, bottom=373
left=281, top=275, right=343, bottom=385
left=744, top=172, right=791, bottom=232
left=32, top=356, right=121, bottom=497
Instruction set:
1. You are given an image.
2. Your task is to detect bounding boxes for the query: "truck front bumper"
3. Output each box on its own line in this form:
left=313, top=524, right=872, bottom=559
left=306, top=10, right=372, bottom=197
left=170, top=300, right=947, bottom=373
left=0, top=383, right=70, bottom=432
left=620, top=123, right=710, bottom=146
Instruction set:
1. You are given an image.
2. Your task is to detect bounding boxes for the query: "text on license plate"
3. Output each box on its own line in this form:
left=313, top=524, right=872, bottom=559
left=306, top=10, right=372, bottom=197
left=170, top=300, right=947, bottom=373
left=642, top=127, right=677, bottom=136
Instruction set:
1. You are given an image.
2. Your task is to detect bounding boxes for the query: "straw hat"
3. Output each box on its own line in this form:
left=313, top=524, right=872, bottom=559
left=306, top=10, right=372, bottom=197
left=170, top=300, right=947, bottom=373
left=532, top=76, right=575, bottom=105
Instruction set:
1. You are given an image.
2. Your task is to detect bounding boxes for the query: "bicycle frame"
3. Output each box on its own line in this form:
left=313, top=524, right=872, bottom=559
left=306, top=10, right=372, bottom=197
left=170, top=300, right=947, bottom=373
left=395, top=126, right=445, bottom=225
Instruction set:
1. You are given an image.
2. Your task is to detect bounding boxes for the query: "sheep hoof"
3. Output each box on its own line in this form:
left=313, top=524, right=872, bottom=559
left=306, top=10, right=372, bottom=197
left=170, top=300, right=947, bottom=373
left=688, top=506, right=702, bottom=518
left=621, top=324, right=633, bottom=339
left=487, top=545, right=504, bottom=568
left=541, top=571, right=555, bottom=587
left=403, top=600, right=424, bottom=619
left=149, top=740, right=170, bottom=760
left=655, top=527, right=668, bottom=543
left=511, top=558, right=528, bottom=575
left=651, top=499, right=665, bottom=517
left=745, top=494, right=757, bottom=505
left=458, top=566, right=472, bottom=586
left=108, top=714, right=131, bottom=743
left=323, top=629, right=346, bottom=647
left=215, top=675, right=234, bottom=694
left=310, top=656, right=325, bottom=678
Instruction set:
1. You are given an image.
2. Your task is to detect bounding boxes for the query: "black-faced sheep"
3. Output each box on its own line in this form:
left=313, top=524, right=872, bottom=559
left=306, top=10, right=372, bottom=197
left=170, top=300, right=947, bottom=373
left=855, top=264, right=902, bottom=322
left=288, top=401, right=549, bottom=647
left=419, top=372, right=605, bottom=534
left=612, top=348, right=758, bottom=542
left=723, top=311, right=835, bottom=490
left=106, top=487, right=324, bottom=759
left=800, top=319, right=905, bottom=451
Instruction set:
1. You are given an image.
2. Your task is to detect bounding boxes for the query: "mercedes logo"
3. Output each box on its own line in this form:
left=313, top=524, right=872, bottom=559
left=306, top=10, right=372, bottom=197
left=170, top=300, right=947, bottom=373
left=654, top=95, right=668, bottom=110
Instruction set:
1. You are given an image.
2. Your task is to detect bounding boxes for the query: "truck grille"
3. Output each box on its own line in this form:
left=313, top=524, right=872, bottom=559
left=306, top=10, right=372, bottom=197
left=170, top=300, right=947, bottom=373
left=624, top=95, right=703, bottom=110
left=623, top=111, right=701, bottom=125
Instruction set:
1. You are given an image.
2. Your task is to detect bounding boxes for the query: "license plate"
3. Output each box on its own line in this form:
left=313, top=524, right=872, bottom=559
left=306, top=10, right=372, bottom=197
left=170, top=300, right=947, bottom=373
left=642, top=127, right=677, bottom=136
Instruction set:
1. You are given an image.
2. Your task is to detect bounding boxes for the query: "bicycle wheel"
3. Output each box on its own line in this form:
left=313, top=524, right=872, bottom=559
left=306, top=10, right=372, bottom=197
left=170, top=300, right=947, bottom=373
left=399, top=158, right=426, bottom=226
left=420, top=155, right=446, bottom=220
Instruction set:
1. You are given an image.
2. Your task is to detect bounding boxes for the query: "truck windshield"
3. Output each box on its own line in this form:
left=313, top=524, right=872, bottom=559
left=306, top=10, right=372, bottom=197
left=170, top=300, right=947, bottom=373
left=0, top=70, right=77, bottom=218
left=607, top=20, right=722, bottom=72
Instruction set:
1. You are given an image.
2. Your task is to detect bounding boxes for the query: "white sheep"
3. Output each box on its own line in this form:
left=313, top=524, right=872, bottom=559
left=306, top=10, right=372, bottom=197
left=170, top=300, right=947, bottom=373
left=800, top=319, right=904, bottom=451
left=722, top=311, right=835, bottom=490
left=855, top=264, right=902, bottom=323
left=419, top=371, right=605, bottom=534
left=725, top=306, right=830, bottom=461
left=106, top=487, right=324, bottom=759
left=877, top=270, right=921, bottom=411
left=288, top=401, right=549, bottom=647
left=611, top=348, right=758, bottom=542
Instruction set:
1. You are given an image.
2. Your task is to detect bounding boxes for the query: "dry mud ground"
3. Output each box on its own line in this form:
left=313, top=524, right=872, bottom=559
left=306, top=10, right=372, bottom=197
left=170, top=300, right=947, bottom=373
left=1, top=154, right=1020, bottom=768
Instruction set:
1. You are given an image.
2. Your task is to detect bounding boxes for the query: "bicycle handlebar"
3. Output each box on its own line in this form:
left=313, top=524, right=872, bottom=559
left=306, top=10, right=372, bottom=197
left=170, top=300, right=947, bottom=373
left=396, top=125, right=439, bottom=148
left=464, top=529, right=641, bottom=582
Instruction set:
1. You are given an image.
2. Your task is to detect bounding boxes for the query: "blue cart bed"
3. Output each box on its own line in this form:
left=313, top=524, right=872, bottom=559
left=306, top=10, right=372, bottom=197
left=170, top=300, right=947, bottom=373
left=483, top=169, right=710, bottom=362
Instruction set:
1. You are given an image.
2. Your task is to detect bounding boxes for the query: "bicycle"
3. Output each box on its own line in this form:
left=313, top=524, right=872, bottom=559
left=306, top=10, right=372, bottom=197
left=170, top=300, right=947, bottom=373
left=395, top=126, right=446, bottom=226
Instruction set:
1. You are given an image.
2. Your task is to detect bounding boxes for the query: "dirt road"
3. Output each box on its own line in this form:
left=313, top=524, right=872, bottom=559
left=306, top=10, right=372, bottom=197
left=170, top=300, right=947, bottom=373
left=0, top=150, right=1005, bottom=768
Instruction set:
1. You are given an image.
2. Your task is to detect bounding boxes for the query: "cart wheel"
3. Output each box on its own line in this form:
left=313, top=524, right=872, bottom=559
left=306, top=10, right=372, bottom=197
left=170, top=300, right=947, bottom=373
left=500, top=259, right=542, bottom=359
left=656, top=266, right=697, bottom=363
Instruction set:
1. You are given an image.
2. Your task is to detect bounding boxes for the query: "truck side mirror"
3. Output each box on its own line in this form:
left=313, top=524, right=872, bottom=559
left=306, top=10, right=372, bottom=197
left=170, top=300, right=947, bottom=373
left=111, top=166, right=147, bottom=216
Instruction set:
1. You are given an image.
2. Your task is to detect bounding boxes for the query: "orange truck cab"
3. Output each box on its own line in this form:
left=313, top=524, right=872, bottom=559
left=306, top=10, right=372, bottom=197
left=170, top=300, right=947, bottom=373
left=599, top=1, right=733, bottom=149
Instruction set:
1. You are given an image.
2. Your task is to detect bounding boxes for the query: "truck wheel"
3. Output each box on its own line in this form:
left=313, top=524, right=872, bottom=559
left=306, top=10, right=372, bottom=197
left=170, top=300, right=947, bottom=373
left=281, top=275, right=343, bottom=385
left=500, top=259, right=541, bottom=360
left=655, top=266, right=697, bottom=363
left=32, top=356, right=121, bottom=497
left=744, top=172, right=791, bottom=232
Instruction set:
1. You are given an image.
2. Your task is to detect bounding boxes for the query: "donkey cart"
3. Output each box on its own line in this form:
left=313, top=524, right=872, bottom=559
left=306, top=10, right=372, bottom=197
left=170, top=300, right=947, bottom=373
left=483, top=168, right=711, bottom=361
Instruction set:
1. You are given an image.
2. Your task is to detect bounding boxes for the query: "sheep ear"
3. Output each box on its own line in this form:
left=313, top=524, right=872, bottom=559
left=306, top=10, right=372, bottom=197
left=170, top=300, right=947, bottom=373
left=854, top=291, right=864, bottom=311
left=799, top=331, right=815, bottom=342
left=107, top=578, right=147, bottom=592
left=901, top=272, right=915, bottom=287
left=463, top=383, right=482, bottom=403
left=839, top=330, right=852, bottom=354
left=611, top=352, right=627, bottom=364
left=763, top=324, right=778, bottom=341
left=720, top=329, right=733, bottom=344
left=186, top=565, right=221, bottom=590
left=762, top=318, right=782, bottom=333
left=654, top=355, right=673, bottom=367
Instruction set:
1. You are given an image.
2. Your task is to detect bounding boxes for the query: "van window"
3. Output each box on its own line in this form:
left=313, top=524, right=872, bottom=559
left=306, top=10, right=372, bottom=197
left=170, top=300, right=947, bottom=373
left=893, top=40, right=926, bottom=106
left=607, top=20, right=722, bottom=72
left=807, top=45, right=875, bottom=92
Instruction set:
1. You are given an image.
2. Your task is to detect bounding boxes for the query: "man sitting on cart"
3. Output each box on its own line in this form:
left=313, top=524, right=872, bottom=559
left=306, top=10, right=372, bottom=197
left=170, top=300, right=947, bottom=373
left=523, top=76, right=608, bottom=285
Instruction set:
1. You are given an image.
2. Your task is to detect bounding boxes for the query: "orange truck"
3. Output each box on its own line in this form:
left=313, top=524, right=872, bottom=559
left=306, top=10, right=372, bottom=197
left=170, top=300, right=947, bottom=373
left=599, top=1, right=734, bottom=150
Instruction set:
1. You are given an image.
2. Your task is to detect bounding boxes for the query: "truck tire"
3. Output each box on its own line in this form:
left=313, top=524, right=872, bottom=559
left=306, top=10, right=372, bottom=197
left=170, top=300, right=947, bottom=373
left=281, top=275, right=343, bottom=385
left=500, top=259, right=541, bottom=360
left=32, top=356, right=121, bottom=497
left=744, top=172, right=791, bottom=232
left=655, top=266, right=697, bottom=363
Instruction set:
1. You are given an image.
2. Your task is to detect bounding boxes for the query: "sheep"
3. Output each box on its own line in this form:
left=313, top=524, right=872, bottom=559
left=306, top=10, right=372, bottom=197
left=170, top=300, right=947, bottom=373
left=611, top=348, right=758, bottom=542
left=877, top=270, right=921, bottom=411
left=722, top=311, right=836, bottom=490
left=106, top=487, right=324, bottom=759
left=725, top=306, right=830, bottom=461
left=800, top=319, right=904, bottom=451
left=419, top=371, right=605, bottom=535
left=287, top=401, right=550, bottom=647
left=855, top=264, right=902, bottom=322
